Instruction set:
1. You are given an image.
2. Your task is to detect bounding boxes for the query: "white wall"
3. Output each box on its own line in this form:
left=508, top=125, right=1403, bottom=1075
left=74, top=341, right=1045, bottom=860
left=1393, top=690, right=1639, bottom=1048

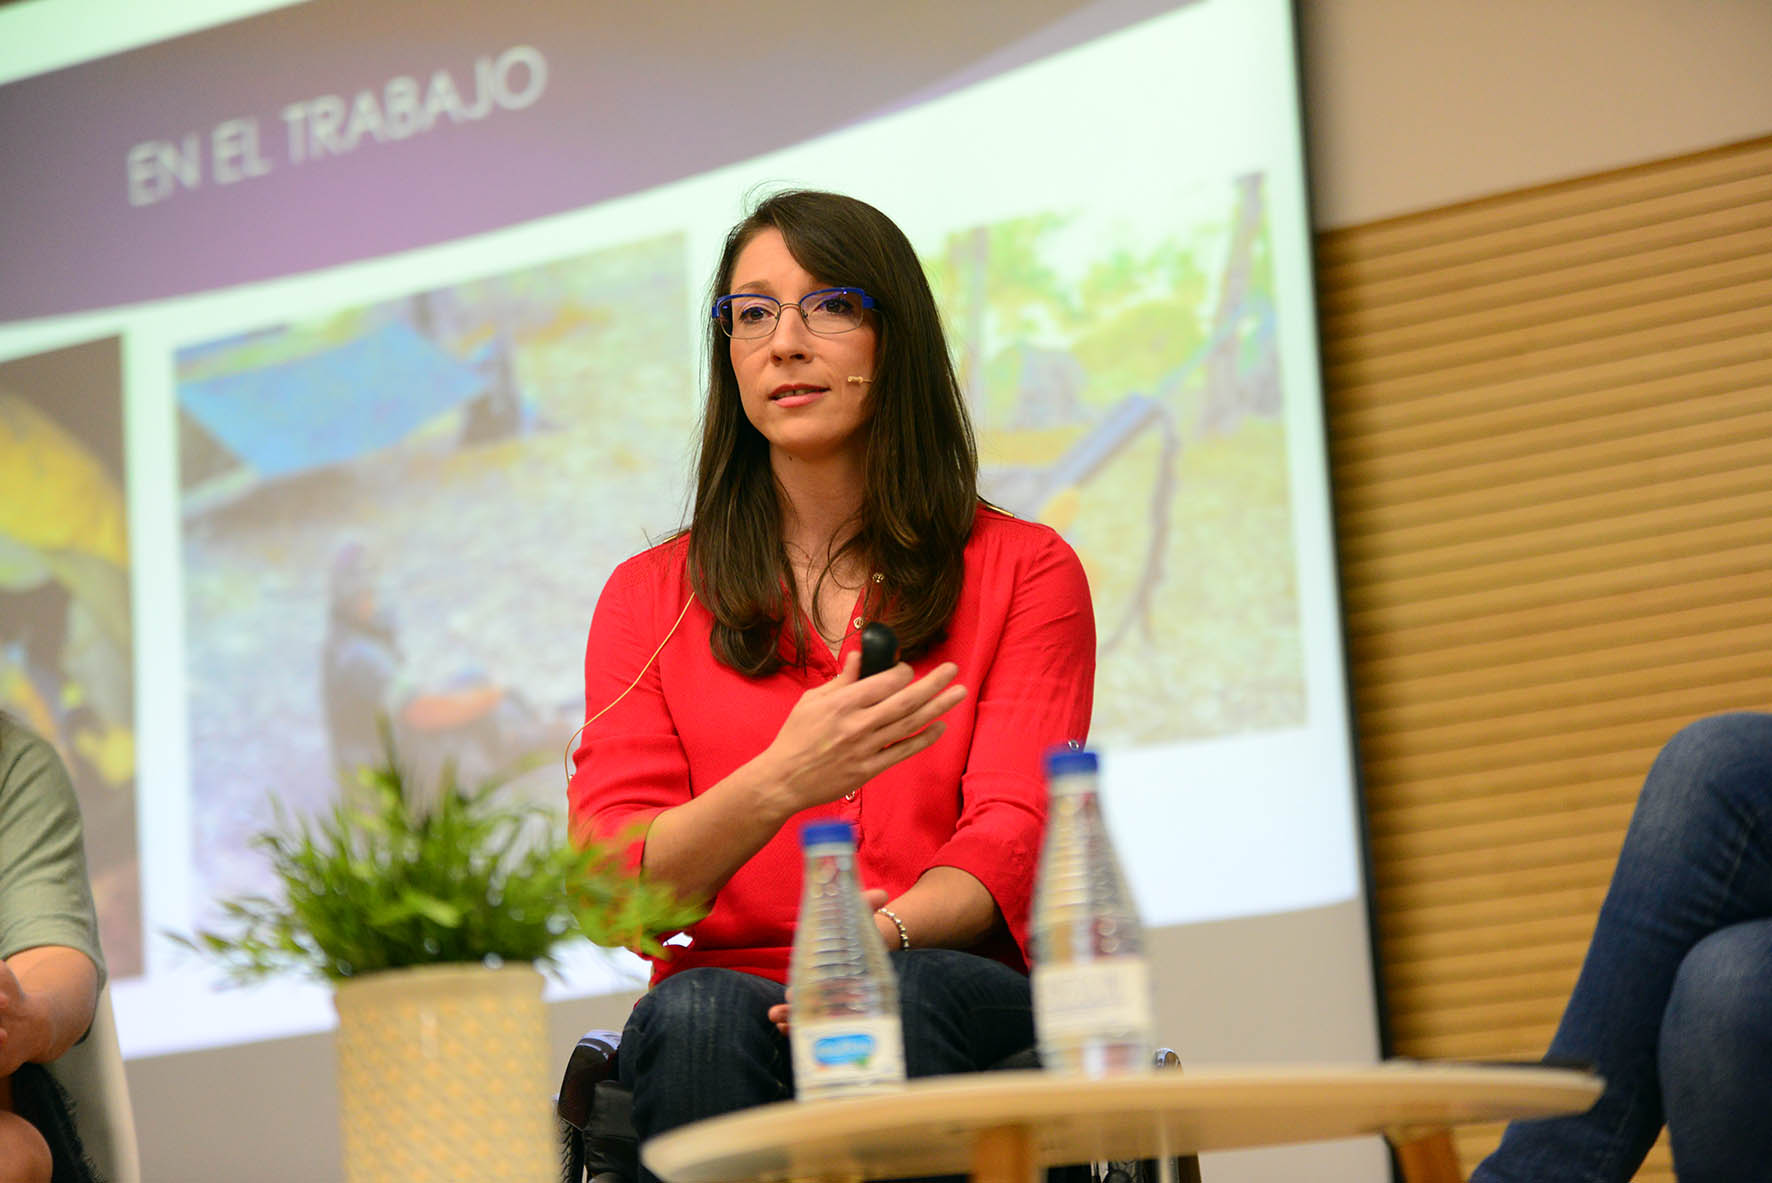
left=1299, top=0, right=1772, bottom=228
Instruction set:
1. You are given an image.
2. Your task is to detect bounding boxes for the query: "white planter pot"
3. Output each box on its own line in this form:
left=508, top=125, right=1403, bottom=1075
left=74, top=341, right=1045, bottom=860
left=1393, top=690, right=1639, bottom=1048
left=332, top=962, right=554, bottom=1183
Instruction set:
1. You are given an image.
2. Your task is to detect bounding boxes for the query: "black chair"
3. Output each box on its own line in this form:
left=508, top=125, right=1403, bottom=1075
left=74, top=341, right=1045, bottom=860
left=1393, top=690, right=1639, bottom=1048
left=557, top=1029, right=633, bottom=1183
left=557, top=1030, right=1200, bottom=1183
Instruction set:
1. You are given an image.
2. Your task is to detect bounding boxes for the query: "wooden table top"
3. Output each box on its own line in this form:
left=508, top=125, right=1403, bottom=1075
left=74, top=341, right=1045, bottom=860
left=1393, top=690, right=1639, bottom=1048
left=644, top=1060, right=1603, bottom=1183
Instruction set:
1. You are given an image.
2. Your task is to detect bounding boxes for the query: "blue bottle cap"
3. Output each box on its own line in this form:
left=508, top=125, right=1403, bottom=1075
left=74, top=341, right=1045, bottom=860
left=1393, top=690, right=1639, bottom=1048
left=1044, top=746, right=1098, bottom=777
left=801, top=820, right=856, bottom=848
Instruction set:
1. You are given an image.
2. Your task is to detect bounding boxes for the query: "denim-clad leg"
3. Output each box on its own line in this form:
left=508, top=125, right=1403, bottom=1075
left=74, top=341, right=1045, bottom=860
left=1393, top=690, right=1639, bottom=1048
left=893, top=947, right=1037, bottom=1075
left=1472, top=713, right=1772, bottom=1183
left=620, top=967, right=789, bottom=1183
left=1658, top=919, right=1772, bottom=1182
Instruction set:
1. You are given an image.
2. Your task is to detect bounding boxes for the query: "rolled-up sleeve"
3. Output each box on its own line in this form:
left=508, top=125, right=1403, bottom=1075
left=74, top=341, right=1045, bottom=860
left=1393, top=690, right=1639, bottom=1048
left=926, top=524, right=1096, bottom=961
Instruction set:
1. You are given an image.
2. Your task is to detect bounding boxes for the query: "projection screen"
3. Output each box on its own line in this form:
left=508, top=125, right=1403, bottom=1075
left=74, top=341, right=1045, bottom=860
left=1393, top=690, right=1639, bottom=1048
left=0, top=1, right=1387, bottom=1179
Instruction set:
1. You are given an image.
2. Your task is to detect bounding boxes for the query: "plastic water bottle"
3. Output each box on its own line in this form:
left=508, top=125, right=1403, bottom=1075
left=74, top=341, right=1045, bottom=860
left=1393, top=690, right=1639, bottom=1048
left=1031, top=747, right=1155, bottom=1076
left=788, top=820, right=906, bottom=1100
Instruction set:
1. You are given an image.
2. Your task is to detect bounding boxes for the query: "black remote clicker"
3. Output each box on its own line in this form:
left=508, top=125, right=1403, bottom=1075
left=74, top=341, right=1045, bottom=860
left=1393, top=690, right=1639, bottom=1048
left=858, top=621, right=899, bottom=678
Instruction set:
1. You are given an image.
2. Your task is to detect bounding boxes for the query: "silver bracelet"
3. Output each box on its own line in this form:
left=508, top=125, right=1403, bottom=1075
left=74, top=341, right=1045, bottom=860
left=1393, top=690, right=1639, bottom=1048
left=877, top=907, right=910, bottom=950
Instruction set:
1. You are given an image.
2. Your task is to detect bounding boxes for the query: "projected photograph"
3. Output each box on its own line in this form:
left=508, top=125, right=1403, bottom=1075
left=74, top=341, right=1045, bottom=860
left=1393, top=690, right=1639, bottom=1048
left=0, top=338, right=143, bottom=976
left=937, top=173, right=1303, bottom=745
left=175, top=232, right=693, bottom=910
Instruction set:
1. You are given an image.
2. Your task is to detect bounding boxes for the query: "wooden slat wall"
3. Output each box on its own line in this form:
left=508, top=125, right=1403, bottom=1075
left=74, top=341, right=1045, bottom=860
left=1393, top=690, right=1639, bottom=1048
left=1316, top=135, right=1772, bottom=1179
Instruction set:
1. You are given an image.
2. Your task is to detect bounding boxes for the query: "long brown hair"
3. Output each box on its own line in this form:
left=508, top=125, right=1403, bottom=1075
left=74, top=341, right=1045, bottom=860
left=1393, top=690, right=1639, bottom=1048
left=688, top=190, right=978, bottom=675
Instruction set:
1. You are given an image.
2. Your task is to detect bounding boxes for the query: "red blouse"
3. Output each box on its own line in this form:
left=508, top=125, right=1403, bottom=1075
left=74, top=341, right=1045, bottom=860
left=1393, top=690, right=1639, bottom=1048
left=567, top=506, right=1095, bottom=986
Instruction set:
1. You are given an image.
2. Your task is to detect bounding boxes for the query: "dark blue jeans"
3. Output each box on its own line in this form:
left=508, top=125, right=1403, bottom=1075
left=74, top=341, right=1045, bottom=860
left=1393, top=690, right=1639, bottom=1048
left=1472, top=713, right=1772, bottom=1183
left=619, top=948, right=1040, bottom=1183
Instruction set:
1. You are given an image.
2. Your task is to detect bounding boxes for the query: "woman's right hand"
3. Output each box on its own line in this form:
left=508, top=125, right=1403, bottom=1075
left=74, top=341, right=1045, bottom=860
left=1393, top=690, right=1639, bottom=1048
left=631, top=655, right=965, bottom=908
left=762, top=651, right=966, bottom=812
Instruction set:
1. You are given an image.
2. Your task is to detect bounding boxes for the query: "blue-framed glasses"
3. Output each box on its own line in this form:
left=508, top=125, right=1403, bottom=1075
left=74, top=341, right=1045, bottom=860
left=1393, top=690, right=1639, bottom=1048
left=711, top=287, right=877, bottom=339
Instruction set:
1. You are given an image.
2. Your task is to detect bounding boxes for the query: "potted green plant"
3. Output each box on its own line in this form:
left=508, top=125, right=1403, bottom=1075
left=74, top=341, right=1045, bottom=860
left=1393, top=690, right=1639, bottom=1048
left=177, top=736, right=696, bottom=1183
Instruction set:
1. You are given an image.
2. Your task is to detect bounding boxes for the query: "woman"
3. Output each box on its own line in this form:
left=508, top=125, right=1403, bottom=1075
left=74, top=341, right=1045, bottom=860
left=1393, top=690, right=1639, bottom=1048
left=567, top=191, right=1095, bottom=1166
left=1472, top=712, right=1772, bottom=1183
left=0, top=712, right=106, bottom=1183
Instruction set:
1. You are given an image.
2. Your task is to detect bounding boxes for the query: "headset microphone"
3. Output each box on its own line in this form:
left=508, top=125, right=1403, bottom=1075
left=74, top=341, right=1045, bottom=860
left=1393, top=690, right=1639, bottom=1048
left=846, top=376, right=871, bottom=384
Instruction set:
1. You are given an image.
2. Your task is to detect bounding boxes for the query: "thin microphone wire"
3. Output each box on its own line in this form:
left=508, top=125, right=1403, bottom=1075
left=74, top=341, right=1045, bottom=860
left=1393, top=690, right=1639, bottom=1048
left=562, top=593, right=696, bottom=785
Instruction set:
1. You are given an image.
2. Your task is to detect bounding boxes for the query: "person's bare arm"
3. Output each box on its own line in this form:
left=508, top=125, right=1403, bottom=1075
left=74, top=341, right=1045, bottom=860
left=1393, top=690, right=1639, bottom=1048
left=0, top=1105, right=53, bottom=1183
left=400, top=685, right=504, bottom=731
left=869, top=865, right=1001, bottom=952
left=0, top=946, right=100, bottom=1077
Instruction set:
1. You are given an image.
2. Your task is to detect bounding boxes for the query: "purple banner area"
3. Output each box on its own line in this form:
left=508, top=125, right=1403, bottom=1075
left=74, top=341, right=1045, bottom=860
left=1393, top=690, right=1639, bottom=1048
left=0, top=0, right=1178, bottom=322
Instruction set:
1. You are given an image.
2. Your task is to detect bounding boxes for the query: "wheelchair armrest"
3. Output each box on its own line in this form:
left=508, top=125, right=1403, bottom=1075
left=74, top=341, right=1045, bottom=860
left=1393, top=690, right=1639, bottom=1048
left=558, top=1029, right=623, bottom=1131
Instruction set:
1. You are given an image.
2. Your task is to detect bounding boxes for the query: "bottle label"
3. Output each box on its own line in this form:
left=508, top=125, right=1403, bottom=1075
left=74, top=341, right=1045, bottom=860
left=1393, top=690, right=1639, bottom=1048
left=1033, top=957, right=1154, bottom=1041
left=792, top=1016, right=906, bottom=1098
